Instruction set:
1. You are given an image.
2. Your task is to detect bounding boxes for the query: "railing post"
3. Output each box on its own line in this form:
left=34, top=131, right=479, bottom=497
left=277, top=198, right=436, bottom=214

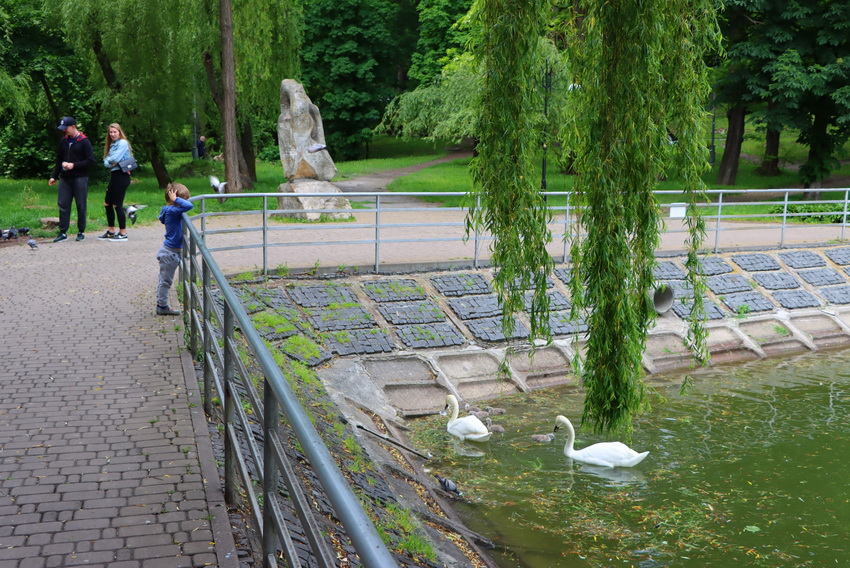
left=200, top=198, right=207, bottom=239
left=262, top=381, right=279, bottom=568
left=262, top=195, right=269, bottom=278
left=187, top=235, right=198, bottom=356
left=843, top=189, right=849, bottom=242
left=375, top=194, right=381, bottom=273
left=563, top=193, right=571, bottom=263
left=780, top=191, right=790, bottom=248
left=202, top=259, right=213, bottom=416
left=474, top=193, right=481, bottom=269
left=713, top=192, right=723, bottom=253
left=223, top=303, right=237, bottom=504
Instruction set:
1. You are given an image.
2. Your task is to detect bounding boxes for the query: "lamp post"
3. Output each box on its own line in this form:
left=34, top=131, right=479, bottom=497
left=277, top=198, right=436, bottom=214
left=192, top=91, right=199, bottom=160
left=541, top=60, right=553, bottom=198
left=708, top=92, right=716, bottom=168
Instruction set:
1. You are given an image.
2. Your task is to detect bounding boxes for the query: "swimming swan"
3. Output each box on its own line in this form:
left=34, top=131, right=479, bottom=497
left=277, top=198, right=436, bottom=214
left=445, top=395, right=492, bottom=442
left=554, top=415, right=648, bottom=468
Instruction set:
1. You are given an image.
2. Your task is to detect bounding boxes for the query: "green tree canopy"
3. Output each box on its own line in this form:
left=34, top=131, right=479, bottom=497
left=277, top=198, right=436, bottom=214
left=301, top=0, right=401, bottom=160
left=715, top=0, right=850, bottom=188
left=407, top=0, right=473, bottom=85
left=48, top=0, right=201, bottom=186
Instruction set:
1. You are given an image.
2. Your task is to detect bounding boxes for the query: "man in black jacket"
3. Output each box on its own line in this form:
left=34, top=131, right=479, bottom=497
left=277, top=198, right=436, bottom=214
left=48, top=116, right=95, bottom=242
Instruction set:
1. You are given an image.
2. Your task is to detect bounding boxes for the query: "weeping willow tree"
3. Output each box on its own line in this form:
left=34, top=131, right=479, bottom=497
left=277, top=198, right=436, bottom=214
left=563, top=0, right=719, bottom=433
left=468, top=0, right=555, bottom=341
left=50, top=0, right=200, bottom=187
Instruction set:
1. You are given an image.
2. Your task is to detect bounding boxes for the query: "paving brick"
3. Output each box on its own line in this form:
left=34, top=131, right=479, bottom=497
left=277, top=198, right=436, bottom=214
left=133, top=544, right=182, bottom=559
left=126, top=534, right=175, bottom=548
left=13, top=522, right=63, bottom=536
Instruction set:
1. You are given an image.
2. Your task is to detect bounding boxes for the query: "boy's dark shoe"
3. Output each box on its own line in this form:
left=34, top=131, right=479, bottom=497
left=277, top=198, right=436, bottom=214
left=110, top=233, right=128, bottom=241
left=156, top=305, right=180, bottom=316
left=98, top=231, right=115, bottom=240
left=53, top=233, right=68, bottom=243
left=75, top=232, right=86, bottom=241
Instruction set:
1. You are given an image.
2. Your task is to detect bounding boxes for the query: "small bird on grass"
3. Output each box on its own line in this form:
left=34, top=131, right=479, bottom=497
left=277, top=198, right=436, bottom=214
left=435, top=474, right=462, bottom=497
left=18, top=227, right=29, bottom=236
left=209, top=175, right=228, bottom=203
left=27, top=238, right=38, bottom=250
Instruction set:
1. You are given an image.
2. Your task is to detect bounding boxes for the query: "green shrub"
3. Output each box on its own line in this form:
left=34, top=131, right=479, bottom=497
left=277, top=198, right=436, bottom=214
left=767, top=203, right=847, bottom=223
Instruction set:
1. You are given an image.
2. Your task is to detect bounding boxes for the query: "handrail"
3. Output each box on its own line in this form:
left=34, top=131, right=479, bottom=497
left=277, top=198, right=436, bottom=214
left=187, top=187, right=850, bottom=275
left=181, top=185, right=850, bottom=566
left=181, top=217, right=397, bottom=567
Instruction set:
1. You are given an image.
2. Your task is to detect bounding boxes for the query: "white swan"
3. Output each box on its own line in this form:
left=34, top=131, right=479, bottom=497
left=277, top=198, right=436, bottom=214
left=445, top=395, right=492, bottom=442
left=554, top=415, right=648, bottom=468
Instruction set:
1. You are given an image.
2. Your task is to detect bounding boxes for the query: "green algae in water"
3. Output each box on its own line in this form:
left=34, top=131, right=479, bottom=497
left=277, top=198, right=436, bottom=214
left=409, top=350, right=850, bottom=567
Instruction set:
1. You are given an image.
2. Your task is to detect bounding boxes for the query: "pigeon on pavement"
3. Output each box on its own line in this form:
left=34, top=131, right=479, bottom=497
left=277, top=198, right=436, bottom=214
left=27, top=238, right=38, bottom=250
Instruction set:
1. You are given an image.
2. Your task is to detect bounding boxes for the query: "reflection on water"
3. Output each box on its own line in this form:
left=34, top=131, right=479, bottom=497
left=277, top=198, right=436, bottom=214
left=409, top=349, right=850, bottom=567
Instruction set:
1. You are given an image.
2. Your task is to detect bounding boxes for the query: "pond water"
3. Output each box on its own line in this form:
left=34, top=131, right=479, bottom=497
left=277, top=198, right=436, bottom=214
left=408, top=349, right=850, bottom=567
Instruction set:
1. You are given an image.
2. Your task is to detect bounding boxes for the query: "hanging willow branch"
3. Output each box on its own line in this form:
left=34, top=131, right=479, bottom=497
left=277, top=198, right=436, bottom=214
left=468, top=0, right=555, bottom=342
left=564, top=0, right=719, bottom=434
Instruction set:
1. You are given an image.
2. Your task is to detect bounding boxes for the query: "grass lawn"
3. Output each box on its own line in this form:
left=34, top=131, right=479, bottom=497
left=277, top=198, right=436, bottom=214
left=0, top=136, right=449, bottom=238
left=387, top=132, right=850, bottom=217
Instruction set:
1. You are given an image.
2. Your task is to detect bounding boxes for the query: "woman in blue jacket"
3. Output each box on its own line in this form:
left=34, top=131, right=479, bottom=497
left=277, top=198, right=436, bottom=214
left=100, top=123, right=133, bottom=241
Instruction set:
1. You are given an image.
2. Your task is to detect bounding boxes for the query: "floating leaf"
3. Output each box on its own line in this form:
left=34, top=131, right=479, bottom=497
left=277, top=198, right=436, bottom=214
left=744, top=525, right=761, bottom=533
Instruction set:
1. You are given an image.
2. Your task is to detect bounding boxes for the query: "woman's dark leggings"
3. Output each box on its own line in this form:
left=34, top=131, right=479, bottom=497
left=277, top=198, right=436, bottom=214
left=104, top=169, right=131, bottom=230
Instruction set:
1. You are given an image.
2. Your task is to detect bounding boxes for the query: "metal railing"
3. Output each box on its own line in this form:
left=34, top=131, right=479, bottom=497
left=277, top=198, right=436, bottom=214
left=180, top=219, right=397, bottom=568
left=180, top=186, right=849, bottom=567
left=187, top=188, right=850, bottom=276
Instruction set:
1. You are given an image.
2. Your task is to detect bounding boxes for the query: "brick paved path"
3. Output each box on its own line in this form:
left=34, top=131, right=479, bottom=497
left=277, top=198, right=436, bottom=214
left=0, top=228, right=237, bottom=568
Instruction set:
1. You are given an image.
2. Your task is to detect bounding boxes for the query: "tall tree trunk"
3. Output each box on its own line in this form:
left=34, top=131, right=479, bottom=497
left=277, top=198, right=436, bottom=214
left=92, top=31, right=171, bottom=187
left=240, top=119, right=257, bottom=182
left=202, top=51, right=253, bottom=188
left=220, top=0, right=242, bottom=193
left=757, top=100, right=781, bottom=176
left=801, top=107, right=831, bottom=200
left=716, top=105, right=746, bottom=186
left=758, top=128, right=781, bottom=176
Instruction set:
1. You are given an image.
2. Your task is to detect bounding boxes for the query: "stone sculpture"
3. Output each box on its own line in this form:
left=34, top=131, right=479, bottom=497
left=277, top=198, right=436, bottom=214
left=275, top=79, right=351, bottom=221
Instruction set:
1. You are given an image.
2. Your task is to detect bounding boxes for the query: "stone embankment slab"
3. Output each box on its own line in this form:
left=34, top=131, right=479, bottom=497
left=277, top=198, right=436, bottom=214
left=224, top=244, right=850, bottom=424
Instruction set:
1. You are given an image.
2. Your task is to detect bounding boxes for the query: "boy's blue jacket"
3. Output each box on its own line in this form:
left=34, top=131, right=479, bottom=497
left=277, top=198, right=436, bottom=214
left=159, top=197, right=194, bottom=249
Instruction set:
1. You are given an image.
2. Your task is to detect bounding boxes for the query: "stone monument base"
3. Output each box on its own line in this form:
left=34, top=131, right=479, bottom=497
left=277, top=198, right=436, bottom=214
left=273, top=180, right=352, bottom=221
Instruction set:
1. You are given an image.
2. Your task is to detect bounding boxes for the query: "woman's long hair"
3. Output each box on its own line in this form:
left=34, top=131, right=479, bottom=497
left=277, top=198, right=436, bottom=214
left=103, top=123, right=133, bottom=158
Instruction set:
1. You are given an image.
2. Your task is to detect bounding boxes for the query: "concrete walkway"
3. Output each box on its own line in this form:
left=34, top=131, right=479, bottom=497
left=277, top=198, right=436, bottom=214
left=0, top=228, right=237, bottom=568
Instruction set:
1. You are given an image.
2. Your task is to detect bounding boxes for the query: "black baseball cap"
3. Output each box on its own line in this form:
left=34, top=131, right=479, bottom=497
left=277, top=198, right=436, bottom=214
left=57, top=116, right=76, bottom=131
